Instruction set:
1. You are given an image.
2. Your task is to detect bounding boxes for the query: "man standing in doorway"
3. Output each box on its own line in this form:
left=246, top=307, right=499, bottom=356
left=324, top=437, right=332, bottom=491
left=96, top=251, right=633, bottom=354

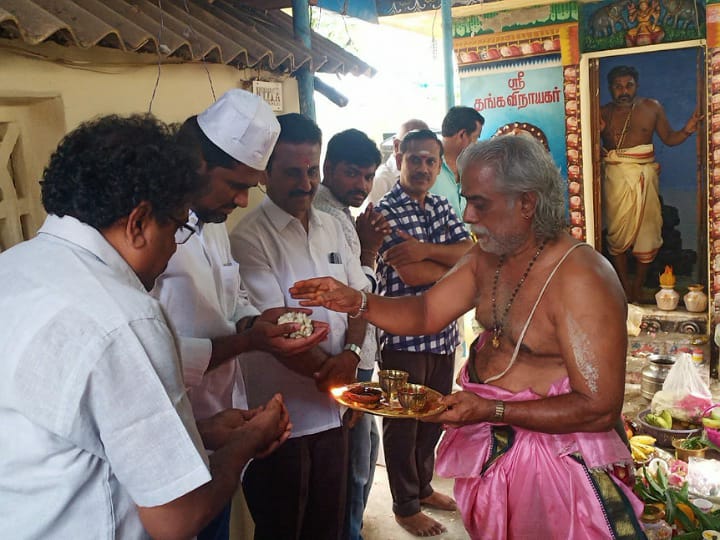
left=600, top=65, right=702, bottom=302
left=430, top=106, right=485, bottom=223
left=375, top=129, right=474, bottom=537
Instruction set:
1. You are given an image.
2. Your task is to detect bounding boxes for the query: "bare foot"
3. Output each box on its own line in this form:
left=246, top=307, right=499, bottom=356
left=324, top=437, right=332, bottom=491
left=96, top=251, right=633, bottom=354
left=395, top=512, right=447, bottom=537
left=420, top=491, right=457, bottom=511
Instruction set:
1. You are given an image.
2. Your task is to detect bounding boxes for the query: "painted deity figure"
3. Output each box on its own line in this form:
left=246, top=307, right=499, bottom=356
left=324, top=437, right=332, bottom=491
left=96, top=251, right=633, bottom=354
left=627, top=0, right=664, bottom=45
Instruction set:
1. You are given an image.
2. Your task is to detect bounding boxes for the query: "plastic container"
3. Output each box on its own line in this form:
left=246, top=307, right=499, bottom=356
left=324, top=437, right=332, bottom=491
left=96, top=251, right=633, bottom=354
left=692, top=498, right=714, bottom=513
left=703, top=405, right=720, bottom=447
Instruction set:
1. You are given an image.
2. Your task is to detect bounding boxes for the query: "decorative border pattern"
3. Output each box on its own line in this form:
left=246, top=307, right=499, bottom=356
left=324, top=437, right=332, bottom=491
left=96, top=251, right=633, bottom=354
left=709, top=47, right=720, bottom=325
left=562, top=64, right=586, bottom=241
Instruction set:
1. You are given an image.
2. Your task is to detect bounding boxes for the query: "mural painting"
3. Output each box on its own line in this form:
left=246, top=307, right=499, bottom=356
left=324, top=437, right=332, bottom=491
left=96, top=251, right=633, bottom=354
left=580, top=0, right=705, bottom=52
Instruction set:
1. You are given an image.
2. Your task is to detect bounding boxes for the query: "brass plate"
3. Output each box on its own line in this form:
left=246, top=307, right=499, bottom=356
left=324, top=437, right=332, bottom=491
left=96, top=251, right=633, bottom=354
left=332, top=382, right=446, bottom=419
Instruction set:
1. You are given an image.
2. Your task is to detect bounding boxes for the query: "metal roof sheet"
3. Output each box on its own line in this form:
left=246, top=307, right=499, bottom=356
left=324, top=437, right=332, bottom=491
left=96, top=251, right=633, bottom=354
left=0, top=0, right=375, bottom=76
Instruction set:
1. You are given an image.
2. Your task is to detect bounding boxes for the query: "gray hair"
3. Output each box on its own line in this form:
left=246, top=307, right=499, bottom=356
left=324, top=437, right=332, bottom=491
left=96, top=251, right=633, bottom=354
left=457, top=135, right=567, bottom=241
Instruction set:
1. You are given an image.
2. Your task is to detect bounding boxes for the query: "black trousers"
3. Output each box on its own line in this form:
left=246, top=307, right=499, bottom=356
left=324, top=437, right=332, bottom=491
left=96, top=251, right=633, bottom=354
left=380, top=348, right=455, bottom=517
left=242, top=426, right=348, bottom=540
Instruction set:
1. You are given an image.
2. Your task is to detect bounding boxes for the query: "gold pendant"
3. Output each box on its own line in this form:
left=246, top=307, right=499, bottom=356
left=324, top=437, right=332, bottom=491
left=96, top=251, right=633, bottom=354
left=492, top=330, right=501, bottom=349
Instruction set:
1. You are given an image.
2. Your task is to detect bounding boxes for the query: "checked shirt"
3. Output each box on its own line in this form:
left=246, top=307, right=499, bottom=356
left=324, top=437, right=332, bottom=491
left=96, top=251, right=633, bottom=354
left=376, top=182, right=470, bottom=354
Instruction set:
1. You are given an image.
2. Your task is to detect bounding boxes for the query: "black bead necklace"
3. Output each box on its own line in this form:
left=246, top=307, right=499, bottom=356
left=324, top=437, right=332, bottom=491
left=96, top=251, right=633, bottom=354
left=490, top=240, right=547, bottom=349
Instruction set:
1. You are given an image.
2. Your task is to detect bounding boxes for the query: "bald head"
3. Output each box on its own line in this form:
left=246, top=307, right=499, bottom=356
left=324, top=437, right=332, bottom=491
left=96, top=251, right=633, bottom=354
left=398, top=119, right=429, bottom=139
left=394, top=118, right=430, bottom=153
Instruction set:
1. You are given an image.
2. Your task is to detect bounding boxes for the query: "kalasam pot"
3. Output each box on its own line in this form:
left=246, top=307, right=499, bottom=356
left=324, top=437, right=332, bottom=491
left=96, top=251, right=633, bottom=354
left=640, top=354, right=675, bottom=400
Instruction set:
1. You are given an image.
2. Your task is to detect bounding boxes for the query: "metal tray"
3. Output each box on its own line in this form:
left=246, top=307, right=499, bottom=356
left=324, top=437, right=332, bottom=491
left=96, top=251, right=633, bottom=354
left=332, top=382, right=446, bottom=419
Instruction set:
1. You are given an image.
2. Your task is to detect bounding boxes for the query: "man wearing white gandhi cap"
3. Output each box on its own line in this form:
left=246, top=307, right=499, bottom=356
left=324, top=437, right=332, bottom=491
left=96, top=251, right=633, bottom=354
left=152, top=89, right=329, bottom=540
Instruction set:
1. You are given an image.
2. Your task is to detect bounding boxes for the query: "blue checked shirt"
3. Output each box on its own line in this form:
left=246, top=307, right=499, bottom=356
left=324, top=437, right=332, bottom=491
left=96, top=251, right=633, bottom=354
left=376, top=183, right=471, bottom=354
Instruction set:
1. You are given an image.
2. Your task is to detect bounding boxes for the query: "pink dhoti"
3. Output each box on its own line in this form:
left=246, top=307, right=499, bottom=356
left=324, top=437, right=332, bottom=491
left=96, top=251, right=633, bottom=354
left=435, top=367, right=646, bottom=540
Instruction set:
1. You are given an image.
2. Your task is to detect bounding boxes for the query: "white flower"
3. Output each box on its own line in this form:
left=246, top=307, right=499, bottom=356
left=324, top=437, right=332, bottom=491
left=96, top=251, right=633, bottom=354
left=277, top=312, right=314, bottom=339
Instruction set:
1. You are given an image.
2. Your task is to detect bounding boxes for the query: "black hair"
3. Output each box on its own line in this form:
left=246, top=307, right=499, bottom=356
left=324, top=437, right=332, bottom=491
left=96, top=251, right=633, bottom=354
left=42, top=114, right=204, bottom=229
left=325, top=129, right=381, bottom=168
left=441, top=106, right=485, bottom=137
left=176, top=115, right=240, bottom=170
left=399, top=129, right=444, bottom=157
left=607, top=65, right=639, bottom=86
left=267, top=113, right=322, bottom=171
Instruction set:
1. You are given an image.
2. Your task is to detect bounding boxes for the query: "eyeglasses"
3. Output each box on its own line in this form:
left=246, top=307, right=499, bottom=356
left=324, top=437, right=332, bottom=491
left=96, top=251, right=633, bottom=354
left=168, top=216, right=197, bottom=244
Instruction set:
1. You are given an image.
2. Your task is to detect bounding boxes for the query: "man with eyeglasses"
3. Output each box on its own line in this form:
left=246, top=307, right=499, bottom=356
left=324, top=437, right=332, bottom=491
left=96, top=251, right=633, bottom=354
left=152, top=90, right=329, bottom=540
left=0, top=114, right=291, bottom=539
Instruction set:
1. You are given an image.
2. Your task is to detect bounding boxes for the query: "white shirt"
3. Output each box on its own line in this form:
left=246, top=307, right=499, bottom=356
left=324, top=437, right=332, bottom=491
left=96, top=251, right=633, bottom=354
left=152, top=213, right=258, bottom=420
left=367, top=154, right=399, bottom=206
left=229, top=198, right=368, bottom=437
left=0, top=215, right=210, bottom=540
left=313, top=184, right=376, bottom=370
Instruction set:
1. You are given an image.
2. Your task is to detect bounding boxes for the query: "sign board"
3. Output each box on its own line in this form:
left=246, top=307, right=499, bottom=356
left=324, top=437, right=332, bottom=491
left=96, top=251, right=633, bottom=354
left=460, top=59, right=567, bottom=179
left=252, top=81, right=283, bottom=112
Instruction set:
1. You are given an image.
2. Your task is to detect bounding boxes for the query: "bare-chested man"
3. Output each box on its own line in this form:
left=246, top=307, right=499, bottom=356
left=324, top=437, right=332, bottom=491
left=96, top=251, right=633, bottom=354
left=600, top=64, right=702, bottom=302
left=290, top=136, right=646, bottom=539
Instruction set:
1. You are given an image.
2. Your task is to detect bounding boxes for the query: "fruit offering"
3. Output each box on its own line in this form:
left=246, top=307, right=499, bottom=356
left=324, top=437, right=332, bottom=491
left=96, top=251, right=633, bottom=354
left=630, top=435, right=657, bottom=463
left=702, top=405, right=720, bottom=429
left=646, top=409, right=673, bottom=429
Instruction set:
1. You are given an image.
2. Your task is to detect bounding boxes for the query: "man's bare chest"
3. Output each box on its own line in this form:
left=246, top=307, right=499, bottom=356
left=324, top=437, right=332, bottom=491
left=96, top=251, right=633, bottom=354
left=604, top=104, right=655, bottom=148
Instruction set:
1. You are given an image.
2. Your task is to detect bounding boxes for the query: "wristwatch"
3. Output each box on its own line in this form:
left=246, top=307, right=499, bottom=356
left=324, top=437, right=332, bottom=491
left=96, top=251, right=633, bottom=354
left=343, top=343, right=362, bottom=361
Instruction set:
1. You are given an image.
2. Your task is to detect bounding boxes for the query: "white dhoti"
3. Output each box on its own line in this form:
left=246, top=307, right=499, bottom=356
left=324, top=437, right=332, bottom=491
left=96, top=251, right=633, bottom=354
left=603, top=144, right=662, bottom=263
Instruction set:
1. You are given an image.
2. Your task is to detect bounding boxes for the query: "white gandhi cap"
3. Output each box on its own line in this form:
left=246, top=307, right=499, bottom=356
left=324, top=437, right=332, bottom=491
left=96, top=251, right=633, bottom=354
left=197, top=89, right=280, bottom=171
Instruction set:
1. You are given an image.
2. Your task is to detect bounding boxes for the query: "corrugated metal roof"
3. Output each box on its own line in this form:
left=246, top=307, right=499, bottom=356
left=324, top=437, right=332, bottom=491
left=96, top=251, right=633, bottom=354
left=0, top=0, right=375, bottom=76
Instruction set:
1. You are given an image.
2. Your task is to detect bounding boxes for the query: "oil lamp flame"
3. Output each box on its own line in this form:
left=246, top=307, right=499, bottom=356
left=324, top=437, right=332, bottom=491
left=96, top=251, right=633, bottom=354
left=659, top=265, right=676, bottom=287
left=330, top=386, right=347, bottom=398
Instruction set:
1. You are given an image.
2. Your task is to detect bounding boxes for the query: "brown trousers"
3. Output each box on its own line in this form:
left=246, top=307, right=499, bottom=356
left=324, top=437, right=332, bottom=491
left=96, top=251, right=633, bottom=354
left=380, top=348, right=455, bottom=517
left=242, top=426, right=348, bottom=540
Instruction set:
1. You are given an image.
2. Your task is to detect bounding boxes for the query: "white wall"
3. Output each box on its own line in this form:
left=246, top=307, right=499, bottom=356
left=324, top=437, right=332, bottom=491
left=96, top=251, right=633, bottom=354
left=0, top=41, right=300, bottom=236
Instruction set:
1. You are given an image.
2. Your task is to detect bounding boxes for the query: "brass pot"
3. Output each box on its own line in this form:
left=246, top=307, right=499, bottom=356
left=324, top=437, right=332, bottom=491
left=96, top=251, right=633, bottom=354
left=672, top=438, right=708, bottom=461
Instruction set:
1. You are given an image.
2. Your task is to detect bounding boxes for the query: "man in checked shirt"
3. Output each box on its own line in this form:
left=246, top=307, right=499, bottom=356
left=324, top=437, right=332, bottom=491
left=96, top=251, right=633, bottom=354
left=375, top=129, right=474, bottom=537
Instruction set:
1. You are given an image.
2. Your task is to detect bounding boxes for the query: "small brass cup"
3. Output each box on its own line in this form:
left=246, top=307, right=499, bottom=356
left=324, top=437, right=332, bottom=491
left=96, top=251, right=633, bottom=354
left=378, top=369, right=409, bottom=402
left=398, top=383, right=428, bottom=412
